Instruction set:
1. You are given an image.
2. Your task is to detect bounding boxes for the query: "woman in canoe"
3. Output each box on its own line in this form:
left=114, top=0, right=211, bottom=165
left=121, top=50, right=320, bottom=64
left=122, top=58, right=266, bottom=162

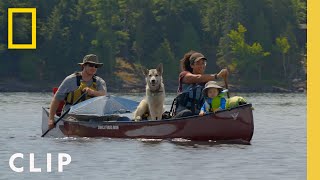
left=174, top=50, right=228, bottom=116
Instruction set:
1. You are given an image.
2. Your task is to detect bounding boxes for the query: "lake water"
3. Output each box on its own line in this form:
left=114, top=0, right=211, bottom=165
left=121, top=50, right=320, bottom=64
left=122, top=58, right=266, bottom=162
left=0, top=92, right=306, bottom=180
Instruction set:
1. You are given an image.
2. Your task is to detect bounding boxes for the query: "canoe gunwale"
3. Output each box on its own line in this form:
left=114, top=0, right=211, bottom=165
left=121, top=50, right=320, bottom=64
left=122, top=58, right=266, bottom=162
left=60, top=103, right=253, bottom=123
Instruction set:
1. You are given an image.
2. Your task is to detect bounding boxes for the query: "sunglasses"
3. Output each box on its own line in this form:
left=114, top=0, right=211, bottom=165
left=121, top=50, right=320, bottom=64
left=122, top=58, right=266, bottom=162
left=194, top=61, right=207, bottom=66
left=86, top=63, right=99, bottom=68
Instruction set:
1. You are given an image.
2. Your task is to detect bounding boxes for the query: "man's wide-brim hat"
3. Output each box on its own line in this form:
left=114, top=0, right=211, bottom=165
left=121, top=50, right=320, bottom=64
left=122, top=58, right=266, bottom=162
left=78, top=54, right=103, bottom=68
left=202, top=81, right=223, bottom=95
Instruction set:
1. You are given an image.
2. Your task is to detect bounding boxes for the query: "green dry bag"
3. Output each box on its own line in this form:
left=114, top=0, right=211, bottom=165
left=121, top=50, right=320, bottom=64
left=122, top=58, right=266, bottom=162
left=226, top=96, right=247, bottom=109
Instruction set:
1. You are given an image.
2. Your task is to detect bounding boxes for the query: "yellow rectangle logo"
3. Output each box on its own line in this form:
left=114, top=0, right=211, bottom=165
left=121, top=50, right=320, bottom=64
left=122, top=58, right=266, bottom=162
left=8, top=8, right=36, bottom=49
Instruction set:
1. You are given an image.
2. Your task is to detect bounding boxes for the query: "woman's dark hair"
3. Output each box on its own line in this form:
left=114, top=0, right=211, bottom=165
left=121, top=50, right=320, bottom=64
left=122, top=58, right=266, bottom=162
left=180, top=50, right=197, bottom=72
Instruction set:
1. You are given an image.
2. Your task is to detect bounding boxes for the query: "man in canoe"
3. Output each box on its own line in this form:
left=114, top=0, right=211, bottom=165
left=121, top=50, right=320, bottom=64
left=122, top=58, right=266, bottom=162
left=48, top=54, right=107, bottom=129
left=174, top=50, right=228, bottom=116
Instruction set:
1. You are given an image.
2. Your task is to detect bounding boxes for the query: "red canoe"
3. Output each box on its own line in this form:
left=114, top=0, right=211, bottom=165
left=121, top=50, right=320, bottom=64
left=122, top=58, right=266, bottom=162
left=42, top=104, right=254, bottom=143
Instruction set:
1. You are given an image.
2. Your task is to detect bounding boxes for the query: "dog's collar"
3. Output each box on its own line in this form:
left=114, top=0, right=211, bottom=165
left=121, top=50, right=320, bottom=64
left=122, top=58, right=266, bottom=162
left=150, top=90, right=163, bottom=96
left=149, top=85, right=163, bottom=96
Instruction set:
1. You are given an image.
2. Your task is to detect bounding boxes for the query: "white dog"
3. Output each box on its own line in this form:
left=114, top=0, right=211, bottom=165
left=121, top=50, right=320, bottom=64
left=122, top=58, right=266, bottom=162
left=134, top=63, right=165, bottom=121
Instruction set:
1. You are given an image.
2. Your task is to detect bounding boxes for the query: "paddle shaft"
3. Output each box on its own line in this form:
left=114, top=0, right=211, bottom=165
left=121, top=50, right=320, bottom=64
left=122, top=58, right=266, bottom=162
left=224, top=77, right=230, bottom=98
left=41, top=92, right=87, bottom=137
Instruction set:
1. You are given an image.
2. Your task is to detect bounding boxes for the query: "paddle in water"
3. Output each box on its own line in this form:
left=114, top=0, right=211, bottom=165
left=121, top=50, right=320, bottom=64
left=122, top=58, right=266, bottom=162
left=41, top=92, right=87, bottom=137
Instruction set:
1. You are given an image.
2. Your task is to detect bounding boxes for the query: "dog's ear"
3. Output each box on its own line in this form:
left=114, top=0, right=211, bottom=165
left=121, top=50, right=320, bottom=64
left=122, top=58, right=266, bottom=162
left=156, top=63, right=163, bottom=75
left=142, top=68, right=149, bottom=76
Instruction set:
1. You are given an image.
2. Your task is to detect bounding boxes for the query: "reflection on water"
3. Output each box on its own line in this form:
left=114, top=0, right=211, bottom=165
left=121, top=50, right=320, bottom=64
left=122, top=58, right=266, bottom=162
left=136, top=138, right=251, bottom=147
left=170, top=139, right=251, bottom=147
left=0, top=92, right=306, bottom=180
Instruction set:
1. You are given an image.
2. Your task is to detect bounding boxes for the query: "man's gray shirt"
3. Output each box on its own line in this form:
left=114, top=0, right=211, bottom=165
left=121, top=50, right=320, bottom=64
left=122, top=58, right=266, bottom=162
left=55, top=73, right=107, bottom=110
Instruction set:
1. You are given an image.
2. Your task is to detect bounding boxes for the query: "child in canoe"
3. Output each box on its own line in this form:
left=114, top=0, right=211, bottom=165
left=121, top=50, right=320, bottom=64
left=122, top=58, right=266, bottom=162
left=199, top=81, right=227, bottom=116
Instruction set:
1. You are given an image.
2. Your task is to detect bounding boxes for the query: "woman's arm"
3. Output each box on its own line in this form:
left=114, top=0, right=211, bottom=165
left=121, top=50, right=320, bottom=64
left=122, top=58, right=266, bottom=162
left=182, top=69, right=228, bottom=84
left=182, top=72, right=217, bottom=84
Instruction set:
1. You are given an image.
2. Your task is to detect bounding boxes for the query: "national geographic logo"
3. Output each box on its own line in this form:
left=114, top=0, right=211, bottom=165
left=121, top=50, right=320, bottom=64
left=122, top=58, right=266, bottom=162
left=8, top=8, right=37, bottom=49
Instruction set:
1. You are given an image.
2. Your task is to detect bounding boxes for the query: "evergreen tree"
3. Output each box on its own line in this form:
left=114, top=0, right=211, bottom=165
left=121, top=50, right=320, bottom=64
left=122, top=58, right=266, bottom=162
left=275, top=36, right=290, bottom=80
left=152, top=38, right=177, bottom=79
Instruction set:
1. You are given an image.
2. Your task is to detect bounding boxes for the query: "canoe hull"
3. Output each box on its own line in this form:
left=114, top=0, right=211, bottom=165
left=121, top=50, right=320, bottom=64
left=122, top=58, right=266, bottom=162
left=42, top=104, right=254, bottom=142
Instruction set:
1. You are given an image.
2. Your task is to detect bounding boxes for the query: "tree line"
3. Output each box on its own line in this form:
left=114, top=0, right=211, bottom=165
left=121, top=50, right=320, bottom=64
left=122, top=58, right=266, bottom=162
left=0, top=0, right=306, bottom=91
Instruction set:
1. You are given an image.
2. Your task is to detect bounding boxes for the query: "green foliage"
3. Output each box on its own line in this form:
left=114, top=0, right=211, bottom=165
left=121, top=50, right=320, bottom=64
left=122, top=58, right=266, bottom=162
left=275, top=36, right=290, bottom=80
left=177, top=23, right=201, bottom=57
left=275, top=36, right=290, bottom=54
left=152, top=38, right=177, bottom=79
left=219, top=23, right=270, bottom=80
left=0, top=0, right=306, bottom=90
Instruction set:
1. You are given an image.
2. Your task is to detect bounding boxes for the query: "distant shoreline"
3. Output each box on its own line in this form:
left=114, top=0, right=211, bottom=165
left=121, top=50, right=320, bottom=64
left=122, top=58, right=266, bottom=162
left=0, top=81, right=306, bottom=93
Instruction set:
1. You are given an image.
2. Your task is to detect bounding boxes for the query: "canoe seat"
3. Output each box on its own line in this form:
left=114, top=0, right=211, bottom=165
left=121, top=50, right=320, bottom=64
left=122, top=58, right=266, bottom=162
left=173, top=109, right=193, bottom=118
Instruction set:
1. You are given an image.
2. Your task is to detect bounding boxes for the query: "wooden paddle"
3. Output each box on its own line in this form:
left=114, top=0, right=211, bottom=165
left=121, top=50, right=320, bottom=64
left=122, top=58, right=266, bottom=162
left=41, top=92, right=87, bottom=137
left=223, top=76, right=230, bottom=98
